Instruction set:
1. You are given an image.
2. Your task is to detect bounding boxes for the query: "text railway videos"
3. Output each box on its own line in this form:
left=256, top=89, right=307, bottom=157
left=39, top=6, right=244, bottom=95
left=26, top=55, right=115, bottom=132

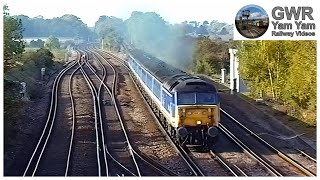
left=271, top=6, right=316, bottom=37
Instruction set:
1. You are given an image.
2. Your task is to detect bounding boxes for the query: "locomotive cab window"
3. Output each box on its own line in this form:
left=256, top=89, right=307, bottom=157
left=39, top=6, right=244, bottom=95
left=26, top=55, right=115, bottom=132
left=177, top=92, right=196, bottom=105
left=177, top=92, right=217, bottom=105
left=196, top=92, right=217, bottom=104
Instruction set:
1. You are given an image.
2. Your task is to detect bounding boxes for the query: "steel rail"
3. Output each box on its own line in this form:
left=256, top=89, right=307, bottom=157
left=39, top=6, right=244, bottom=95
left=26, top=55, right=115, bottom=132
left=77, top=49, right=106, bottom=176
left=86, top=49, right=141, bottom=176
left=220, top=108, right=316, bottom=177
left=209, top=150, right=238, bottom=176
left=23, top=56, right=78, bottom=176
left=94, top=49, right=205, bottom=176
left=64, top=59, right=84, bottom=176
left=87, top=49, right=138, bottom=176
left=218, top=123, right=282, bottom=176
left=87, top=48, right=182, bottom=176
left=296, top=149, right=317, bottom=163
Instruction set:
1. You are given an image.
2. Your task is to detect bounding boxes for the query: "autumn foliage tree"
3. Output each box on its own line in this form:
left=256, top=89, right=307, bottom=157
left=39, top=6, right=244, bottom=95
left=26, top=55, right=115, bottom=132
left=193, top=37, right=229, bottom=75
left=235, top=40, right=316, bottom=125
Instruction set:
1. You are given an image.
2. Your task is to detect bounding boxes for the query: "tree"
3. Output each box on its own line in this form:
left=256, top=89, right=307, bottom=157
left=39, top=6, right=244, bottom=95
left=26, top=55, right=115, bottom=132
left=236, top=41, right=290, bottom=100
left=94, top=15, right=126, bottom=51
left=3, top=4, right=25, bottom=72
left=125, top=11, right=171, bottom=54
left=193, top=37, right=228, bottom=75
left=45, top=35, right=60, bottom=49
left=103, top=28, right=123, bottom=51
left=196, top=25, right=209, bottom=35
left=29, top=39, right=45, bottom=48
left=33, top=48, right=54, bottom=68
left=235, top=40, right=316, bottom=125
left=203, top=20, right=209, bottom=26
left=16, top=14, right=94, bottom=40
left=284, top=41, right=316, bottom=109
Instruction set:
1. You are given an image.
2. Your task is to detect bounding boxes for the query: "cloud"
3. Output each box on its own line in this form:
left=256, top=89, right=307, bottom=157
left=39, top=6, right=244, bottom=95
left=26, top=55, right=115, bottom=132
left=248, top=12, right=268, bottom=19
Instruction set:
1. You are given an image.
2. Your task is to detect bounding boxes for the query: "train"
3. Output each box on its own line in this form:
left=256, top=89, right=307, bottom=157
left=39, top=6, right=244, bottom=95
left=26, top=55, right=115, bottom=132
left=125, top=48, right=220, bottom=147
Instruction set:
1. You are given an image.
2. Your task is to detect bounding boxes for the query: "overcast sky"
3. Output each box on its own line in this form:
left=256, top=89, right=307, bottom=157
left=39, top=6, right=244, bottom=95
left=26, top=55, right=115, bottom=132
left=3, top=0, right=246, bottom=27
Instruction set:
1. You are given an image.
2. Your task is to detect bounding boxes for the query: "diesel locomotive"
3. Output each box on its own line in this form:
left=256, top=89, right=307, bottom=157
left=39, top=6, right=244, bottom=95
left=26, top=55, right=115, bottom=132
left=126, top=48, right=220, bottom=147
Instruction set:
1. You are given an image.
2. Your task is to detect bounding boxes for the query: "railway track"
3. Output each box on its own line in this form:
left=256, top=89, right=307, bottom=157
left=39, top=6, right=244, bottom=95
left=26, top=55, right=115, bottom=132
left=97, top=49, right=277, bottom=177
left=23, top=53, right=79, bottom=176
left=64, top=58, right=99, bottom=176
left=79, top=50, right=109, bottom=176
left=184, top=123, right=274, bottom=176
left=24, top=46, right=315, bottom=176
left=84, top=49, right=140, bottom=176
left=220, top=109, right=316, bottom=176
left=209, top=150, right=242, bottom=176
left=94, top=49, right=208, bottom=176
left=97, top=49, right=317, bottom=177
left=84, top=48, right=180, bottom=176
left=217, top=123, right=281, bottom=176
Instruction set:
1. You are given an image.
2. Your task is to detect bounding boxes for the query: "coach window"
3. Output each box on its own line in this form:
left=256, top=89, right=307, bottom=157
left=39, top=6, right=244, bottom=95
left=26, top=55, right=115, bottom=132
left=142, top=70, right=146, bottom=82
left=153, top=81, right=161, bottom=99
left=170, top=95, right=175, bottom=117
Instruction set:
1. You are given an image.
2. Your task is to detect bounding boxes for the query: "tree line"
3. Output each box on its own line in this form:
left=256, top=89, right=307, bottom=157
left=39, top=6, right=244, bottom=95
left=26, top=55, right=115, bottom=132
left=16, top=14, right=95, bottom=40
left=235, top=40, right=316, bottom=125
left=94, top=12, right=232, bottom=70
left=192, top=39, right=316, bottom=125
left=5, top=6, right=315, bottom=131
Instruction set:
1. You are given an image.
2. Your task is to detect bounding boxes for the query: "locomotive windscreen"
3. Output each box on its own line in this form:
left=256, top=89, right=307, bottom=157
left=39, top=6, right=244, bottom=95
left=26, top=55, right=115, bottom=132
left=177, top=92, right=219, bottom=105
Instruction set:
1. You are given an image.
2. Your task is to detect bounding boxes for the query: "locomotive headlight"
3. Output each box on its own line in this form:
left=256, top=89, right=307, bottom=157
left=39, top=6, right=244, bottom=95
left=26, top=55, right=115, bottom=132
left=196, top=120, right=202, bottom=125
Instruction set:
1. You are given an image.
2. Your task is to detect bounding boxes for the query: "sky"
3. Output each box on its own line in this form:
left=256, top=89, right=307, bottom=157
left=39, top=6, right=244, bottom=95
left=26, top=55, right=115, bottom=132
left=3, top=0, right=241, bottom=27
left=235, top=5, right=268, bottom=20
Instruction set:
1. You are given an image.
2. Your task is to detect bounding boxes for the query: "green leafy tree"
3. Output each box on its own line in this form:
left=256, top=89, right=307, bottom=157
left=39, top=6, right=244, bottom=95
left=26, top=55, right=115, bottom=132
left=236, top=41, right=290, bottom=100
left=285, top=41, right=316, bottom=109
left=33, top=48, right=54, bottom=68
left=29, top=39, right=45, bottom=48
left=3, top=4, right=25, bottom=147
left=235, top=40, right=316, bottom=125
left=17, top=14, right=94, bottom=39
left=193, top=37, right=229, bottom=75
left=45, top=35, right=60, bottom=50
left=3, top=4, right=25, bottom=72
left=4, top=79, right=22, bottom=144
left=103, top=28, right=123, bottom=51
left=94, top=15, right=126, bottom=51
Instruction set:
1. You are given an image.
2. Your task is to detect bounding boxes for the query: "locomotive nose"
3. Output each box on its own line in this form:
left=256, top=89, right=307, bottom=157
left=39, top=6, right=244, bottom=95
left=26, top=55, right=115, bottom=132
left=208, top=126, right=219, bottom=137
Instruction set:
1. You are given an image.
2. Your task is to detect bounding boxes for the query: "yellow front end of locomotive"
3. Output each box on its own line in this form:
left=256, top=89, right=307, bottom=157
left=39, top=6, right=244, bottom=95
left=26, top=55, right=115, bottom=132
left=177, top=106, right=220, bottom=127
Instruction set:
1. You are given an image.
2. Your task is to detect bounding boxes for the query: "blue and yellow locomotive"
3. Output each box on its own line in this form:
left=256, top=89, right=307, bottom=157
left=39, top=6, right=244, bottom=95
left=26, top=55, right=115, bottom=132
left=126, top=48, right=220, bottom=147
